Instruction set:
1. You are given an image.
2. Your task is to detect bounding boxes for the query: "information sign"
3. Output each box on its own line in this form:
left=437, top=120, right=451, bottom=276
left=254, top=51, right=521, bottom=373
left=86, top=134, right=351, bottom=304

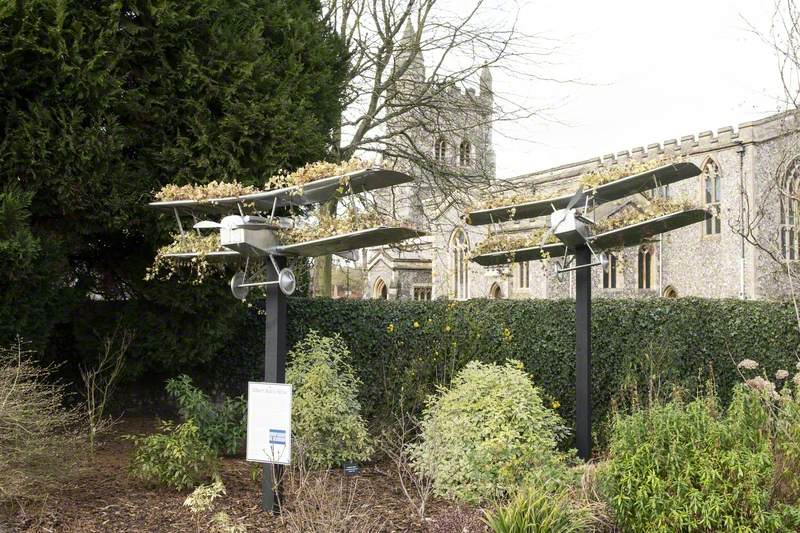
left=246, top=382, right=292, bottom=465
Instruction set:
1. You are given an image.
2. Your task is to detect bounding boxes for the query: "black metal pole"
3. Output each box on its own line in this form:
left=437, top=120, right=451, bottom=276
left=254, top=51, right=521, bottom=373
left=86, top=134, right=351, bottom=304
left=575, top=246, right=592, bottom=461
left=262, top=256, right=287, bottom=514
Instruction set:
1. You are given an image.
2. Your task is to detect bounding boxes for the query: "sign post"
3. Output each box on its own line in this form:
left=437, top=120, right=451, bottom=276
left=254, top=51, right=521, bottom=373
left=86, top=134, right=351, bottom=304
left=261, top=255, right=287, bottom=513
left=246, top=382, right=292, bottom=465
left=574, top=245, right=592, bottom=460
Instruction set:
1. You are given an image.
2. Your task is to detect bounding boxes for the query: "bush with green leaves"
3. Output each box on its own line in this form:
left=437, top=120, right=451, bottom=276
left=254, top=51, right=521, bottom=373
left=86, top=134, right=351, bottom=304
left=286, top=330, right=372, bottom=469
left=600, top=383, right=800, bottom=532
left=1, top=0, right=346, bottom=377
left=483, top=485, right=596, bottom=533
left=283, top=297, right=800, bottom=448
left=128, top=419, right=218, bottom=491
left=409, top=359, right=571, bottom=504
left=166, top=375, right=245, bottom=455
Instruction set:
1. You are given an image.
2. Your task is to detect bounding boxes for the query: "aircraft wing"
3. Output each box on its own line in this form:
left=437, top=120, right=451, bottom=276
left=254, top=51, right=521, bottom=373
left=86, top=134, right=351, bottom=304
left=149, top=169, right=413, bottom=214
left=163, top=250, right=241, bottom=261
left=590, top=208, right=710, bottom=249
left=465, top=162, right=702, bottom=226
left=470, top=242, right=570, bottom=266
left=275, top=226, right=426, bottom=257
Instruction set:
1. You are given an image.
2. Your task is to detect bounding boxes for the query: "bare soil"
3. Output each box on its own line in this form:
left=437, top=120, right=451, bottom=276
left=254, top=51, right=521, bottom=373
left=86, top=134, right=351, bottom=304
left=2, top=418, right=487, bottom=533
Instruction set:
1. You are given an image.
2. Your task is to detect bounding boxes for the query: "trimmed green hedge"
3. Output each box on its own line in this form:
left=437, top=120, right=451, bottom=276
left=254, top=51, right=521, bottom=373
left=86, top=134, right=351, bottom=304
left=283, top=298, right=799, bottom=445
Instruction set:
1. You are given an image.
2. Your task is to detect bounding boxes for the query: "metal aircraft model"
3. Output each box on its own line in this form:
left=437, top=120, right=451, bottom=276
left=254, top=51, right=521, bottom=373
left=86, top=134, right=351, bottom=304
left=148, top=166, right=426, bottom=299
left=148, top=164, right=426, bottom=514
left=464, top=161, right=711, bottom=460
left=467, top=161, right=709, bottom=272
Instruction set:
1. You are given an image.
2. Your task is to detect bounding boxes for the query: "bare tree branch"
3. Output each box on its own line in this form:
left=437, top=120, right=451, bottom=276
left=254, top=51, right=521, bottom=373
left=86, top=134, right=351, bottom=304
left=323, top=0, right=564, bottom=224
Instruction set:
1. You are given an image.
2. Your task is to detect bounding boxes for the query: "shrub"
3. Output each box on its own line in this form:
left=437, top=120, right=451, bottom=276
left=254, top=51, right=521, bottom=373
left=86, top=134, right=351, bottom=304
left=281, top=297, right=800, bottom=446
left=128, top=419, right=218, bottom=491
left=409, top=360, right=570, bottom=504
left=0, top=339, right=82, bottom=507
left=483, top=486, right=595, bottom=533
left=286, top=330, right=372, bottom=469
left=600, top=384, right=800, bottom=532
left=166, top=375, right=246, bottom=455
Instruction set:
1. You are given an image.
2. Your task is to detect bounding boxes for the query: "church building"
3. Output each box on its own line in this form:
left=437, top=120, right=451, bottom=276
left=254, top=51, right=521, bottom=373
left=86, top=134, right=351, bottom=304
left=365, top=27, right=799, bottom=302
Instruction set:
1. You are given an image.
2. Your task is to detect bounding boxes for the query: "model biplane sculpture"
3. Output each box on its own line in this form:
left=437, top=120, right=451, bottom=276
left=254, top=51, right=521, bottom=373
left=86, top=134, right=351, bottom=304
left=149, top=167, right=424, bottom=299
left=147, top=165, right=426, bottom=512
left=464, top=161, right=710, bottom=460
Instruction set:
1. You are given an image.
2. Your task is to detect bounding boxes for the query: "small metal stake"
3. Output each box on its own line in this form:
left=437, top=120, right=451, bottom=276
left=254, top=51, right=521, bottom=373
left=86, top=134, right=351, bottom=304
left=262, top=255, right=287, bottom=514
left=575, top=246, right=592, bottom=461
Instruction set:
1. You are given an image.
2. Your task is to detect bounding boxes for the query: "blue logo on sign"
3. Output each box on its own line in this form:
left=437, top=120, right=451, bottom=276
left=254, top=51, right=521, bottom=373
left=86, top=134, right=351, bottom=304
left=269, top=429, right=286, bottom=445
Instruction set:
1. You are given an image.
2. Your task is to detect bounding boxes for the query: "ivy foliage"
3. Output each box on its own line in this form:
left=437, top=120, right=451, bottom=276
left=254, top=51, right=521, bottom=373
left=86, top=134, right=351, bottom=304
left=286, top=330, right=373, bottom=469
left=284, top=298, right=800, bottom=445
left=410, top=360, right=570, bottom=504
left=0, top=0, right=346, bottom=375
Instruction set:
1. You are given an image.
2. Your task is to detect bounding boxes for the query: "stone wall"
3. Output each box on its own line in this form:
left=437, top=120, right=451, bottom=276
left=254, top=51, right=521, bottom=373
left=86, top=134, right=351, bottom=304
left=425, top=111, right=799, bottom=302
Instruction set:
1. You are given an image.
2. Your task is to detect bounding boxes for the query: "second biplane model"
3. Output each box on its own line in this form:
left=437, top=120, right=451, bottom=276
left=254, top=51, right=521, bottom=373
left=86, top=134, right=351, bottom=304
left=464, top=160, right=712, bottom=461
left=468, top=161, right=711, bottom=272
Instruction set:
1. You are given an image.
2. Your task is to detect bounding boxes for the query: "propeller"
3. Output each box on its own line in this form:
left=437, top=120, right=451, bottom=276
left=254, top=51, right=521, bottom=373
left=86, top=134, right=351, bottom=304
left=566, top=185, right=586, bottom=211
left=193, top=220, right=223, bottom=229
left=539, top=185, right=585, bottom=248
left=335, top=250, right=358, bottom=262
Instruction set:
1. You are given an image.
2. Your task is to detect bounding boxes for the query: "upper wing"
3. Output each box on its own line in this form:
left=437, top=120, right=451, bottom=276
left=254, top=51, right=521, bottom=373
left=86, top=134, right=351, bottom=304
left=162, top=250, right=241, bottom=261
left=465, top=162, right=702, bottom=226
left=149, top=169, right=413, bottom=214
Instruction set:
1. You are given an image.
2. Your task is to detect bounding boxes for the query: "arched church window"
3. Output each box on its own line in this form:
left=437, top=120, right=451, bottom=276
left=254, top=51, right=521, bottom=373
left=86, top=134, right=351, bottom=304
left=702, top=159, right=722, bottom=235
left=781, top=160, right=800, bottom=260
left=489, top=282, right=502, bottom=299
left=435, top=137, right=447, bottom=162
left=373, top=278, right=388, bottom=300
left=637, top=245, right=653, bottom=290
left=450, top=228, right=470, bottom=299
left=459, top=140, right=471, bottom=166
left=663, top=285, right=678, bottom=298
left=602, top=253, right=618, bottom=289
left=517, top=261, right=530, bottom=289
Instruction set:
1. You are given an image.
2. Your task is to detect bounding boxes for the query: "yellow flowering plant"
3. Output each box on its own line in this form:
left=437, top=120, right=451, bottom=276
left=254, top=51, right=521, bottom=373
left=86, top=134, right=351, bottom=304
left=279, top=205, right=411, bottom=245
left=471, top=228, right=557, bottom=258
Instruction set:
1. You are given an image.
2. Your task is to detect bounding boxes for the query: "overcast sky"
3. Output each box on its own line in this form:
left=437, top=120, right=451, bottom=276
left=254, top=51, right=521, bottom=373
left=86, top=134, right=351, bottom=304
left=492, top=0, right=786, bottom=178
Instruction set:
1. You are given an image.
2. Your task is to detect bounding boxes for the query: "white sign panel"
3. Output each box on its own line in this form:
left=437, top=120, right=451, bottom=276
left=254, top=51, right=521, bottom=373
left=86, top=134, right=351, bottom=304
left=246, top=382, right=292, bottom=465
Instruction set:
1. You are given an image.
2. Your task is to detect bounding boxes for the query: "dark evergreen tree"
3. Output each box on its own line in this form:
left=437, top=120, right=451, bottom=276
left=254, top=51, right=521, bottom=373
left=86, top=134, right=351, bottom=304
left=0, top=0, right=346, bottom=378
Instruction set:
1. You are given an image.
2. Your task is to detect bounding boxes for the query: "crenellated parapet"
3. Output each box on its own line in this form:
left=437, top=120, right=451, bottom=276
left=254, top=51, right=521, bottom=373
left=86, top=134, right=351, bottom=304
left=433, top=81, right=492, bottom=108
left=597, top=122, right=747, bottom=164
left=510, top=114, right=800, bottom=188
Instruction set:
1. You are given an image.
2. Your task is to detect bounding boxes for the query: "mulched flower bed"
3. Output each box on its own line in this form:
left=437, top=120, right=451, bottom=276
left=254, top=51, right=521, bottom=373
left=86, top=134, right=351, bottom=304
left=3, top=418, right=487, bottom=533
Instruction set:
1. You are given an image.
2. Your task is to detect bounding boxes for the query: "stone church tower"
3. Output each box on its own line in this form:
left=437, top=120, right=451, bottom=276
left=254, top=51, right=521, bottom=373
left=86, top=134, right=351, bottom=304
left=365, top=22, right=496, bottom=300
